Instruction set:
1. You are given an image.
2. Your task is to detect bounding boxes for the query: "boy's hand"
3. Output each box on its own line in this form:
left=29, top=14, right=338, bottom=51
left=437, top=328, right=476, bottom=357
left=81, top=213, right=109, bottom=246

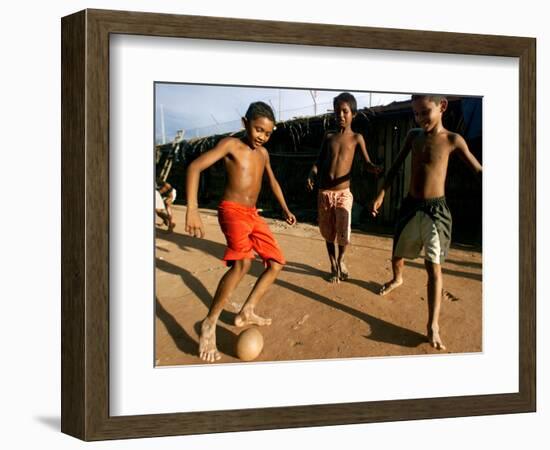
left=306, top=175, right=315, bottom=192
left=185, top=207, right=205, bottom=238
left=371, top=191, right=385, bottom=217
left=283, top=210, right=297, bottom=225
left=367, top=163, right=383, bottom=175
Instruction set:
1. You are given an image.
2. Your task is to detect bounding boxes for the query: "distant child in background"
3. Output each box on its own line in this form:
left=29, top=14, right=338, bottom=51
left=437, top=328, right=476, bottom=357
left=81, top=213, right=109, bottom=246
left=185, top=101, right=296, bottom=362
left=155, top=178, right=176, bottom=231
left=371, top=94, right=482, bottom=350
left=307, top=92, right=381, bottom=283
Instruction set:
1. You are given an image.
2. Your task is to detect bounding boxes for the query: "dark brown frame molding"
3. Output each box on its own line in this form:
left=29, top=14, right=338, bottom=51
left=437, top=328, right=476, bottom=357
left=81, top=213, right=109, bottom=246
left=61, top=9, right=536, bottom=441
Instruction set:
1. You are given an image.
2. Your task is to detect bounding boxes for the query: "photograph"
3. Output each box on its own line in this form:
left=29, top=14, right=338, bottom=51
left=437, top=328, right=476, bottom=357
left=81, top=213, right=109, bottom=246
left=153, top=83, right=483, bottom=366
left=57, top=7, right=535, bottom=441
left=2, top=0, right=545, bottom=446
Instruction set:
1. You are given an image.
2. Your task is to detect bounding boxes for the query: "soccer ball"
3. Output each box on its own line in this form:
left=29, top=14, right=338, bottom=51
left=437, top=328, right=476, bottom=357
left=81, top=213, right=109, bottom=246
left=236, top=328, right=264, bottom=361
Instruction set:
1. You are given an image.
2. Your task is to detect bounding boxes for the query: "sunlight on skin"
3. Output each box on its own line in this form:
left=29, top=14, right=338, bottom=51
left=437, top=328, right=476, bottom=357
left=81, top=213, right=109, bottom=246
left=379, top=279, right=403, bottom=296
left=198, top=318, right=221, bottom=362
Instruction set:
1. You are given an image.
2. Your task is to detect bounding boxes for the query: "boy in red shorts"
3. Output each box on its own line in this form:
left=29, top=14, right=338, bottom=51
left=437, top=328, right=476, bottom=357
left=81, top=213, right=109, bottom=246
left=185, top=101, right=296, bottom=362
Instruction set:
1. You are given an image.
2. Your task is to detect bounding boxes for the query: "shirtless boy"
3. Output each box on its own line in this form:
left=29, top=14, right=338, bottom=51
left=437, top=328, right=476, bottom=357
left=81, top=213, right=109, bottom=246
left=307, top=92, right=381, bottom=283
left=371, top=94, right=482, bottom=350
left=155, top=178, right=176, bottom=231
left=185, top=101, right=296, bottom=362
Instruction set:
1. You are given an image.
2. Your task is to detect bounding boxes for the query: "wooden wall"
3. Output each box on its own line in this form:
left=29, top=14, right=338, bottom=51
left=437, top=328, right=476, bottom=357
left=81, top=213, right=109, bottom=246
left=157, top=98, right=482, bottom=246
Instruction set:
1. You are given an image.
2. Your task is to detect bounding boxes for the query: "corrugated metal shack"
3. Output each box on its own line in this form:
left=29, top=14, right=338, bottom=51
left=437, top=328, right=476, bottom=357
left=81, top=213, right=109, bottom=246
left=156, top=97, right=482, bottom=245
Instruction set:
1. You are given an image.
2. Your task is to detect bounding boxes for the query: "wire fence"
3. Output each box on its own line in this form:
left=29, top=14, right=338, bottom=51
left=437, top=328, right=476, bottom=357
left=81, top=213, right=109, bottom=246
left=159, top=94, right=408, bottom=142
left=182, top=101, right=335, bottom=139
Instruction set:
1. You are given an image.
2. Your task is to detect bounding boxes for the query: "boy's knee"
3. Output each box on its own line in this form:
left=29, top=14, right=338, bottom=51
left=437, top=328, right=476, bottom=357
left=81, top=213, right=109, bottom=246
left=233, top=259, right=252, bottom=273
left=425, top=261, right=442, bottom=279
left=269, top=260, right=284, bottom=272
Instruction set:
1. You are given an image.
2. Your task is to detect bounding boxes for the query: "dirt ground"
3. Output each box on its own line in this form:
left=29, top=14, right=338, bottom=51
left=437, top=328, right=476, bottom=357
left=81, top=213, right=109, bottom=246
left=155, top=205, right=482, bottom=366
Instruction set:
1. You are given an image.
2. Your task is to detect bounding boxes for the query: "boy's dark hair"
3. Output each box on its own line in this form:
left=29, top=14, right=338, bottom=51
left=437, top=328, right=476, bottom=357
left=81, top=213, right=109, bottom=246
left=245, top=101, right=276, bottom=123
left=333, top=92, right=357, bottom=114
left=411, top=94, right=447, bottom=104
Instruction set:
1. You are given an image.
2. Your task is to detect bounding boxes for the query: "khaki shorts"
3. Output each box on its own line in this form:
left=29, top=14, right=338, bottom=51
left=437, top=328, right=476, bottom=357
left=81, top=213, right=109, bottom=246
left=393, top=196, right=452, bottom=264
left=317, top=188, right=353, bottom=245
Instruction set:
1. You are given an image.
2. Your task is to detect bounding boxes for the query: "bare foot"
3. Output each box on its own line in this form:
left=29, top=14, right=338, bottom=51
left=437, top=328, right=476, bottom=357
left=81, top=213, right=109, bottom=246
left=168, top=221, right=176, bottom=233
left=235, top=309, right=272, bottom=327
left=428, top=327, right=447, bottom=351
left=328, top=266, right=340, bottom=284
left=379, top=279, right=403, bottom=296
left=198, top=318, right=221, bottom=362
left=339, top=261, right=349, bottom=281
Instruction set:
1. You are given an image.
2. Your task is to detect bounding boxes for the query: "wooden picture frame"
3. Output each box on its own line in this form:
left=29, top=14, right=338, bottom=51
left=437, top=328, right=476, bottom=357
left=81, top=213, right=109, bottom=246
left=61, top=9, right=536, bottom=441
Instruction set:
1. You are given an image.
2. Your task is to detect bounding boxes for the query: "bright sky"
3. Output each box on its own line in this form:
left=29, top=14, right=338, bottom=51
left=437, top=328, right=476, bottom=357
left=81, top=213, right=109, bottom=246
left=155, top=83, right=411, bottom=142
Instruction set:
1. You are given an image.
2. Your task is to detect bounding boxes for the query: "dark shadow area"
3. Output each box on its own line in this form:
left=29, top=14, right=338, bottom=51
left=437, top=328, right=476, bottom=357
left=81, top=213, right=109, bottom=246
left=444, top=258, right=482, bottom=269
left=157, top=229, right=226, bottom=256
left=346, top=278, right=385, bottom=295
left=449, top=242, right=482, bottom=253
left=353, top=226, right=483, bottom=254
left=215, top=326, right=239, bottom=358
left=155, top=258, right=211, bottom=308
left=156, top=294, right=239, bottom=361
left=278, top=276, right=426, bottom=348
left=406, top=260, right=482, bottom=281
left=34, top=416, right=60, bottom=431
left=283, top=261, right=383, bottom=295
left=155, top=297, right=197, bottom=356
left=158, top=233, right=427, bottom=349
left=284, top=260, right=326, bottom=278
left=155, top=244, right=170, bottom=253
left=353, top=223, right=394, bottom=239
left=247, top=260, right=427, bottom=348
left=155, top=257, right=235, bottom=326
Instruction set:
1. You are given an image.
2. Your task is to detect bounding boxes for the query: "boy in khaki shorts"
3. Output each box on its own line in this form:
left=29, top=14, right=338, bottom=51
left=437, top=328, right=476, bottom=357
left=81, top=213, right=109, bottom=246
left=307, top=92, right=381, bottom=283
left=371, top=94, right=482, bottom=350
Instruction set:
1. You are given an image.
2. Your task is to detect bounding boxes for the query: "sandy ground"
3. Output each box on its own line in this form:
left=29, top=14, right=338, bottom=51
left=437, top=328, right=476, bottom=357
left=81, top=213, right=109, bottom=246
left=155, top=205, right=482, bottom=366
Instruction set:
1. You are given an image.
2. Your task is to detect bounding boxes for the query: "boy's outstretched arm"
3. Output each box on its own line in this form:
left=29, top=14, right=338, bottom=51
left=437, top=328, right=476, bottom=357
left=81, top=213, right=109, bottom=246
left=357, top=134, right=382, bottom=174
left=262, top=148, right=296, bottom=225
left=185, top=138, right=232, bottom=237
left=453, top=134, right=482, bottom=179
left=371, top=130, right=415, bottom=217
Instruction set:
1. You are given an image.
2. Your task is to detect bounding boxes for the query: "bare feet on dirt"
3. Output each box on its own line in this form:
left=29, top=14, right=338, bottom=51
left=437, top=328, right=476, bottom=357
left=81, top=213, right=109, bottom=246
left=339, top=261, right=349, bottom=281
left=328, top=266, right=340, bottom=284
left=234, top=309, right=272, bottom=327
left=379, top=278, right=403, bottom=296
left=198, top=318, right=221, bottom=362
left=428, top=327, right=447, bottom=351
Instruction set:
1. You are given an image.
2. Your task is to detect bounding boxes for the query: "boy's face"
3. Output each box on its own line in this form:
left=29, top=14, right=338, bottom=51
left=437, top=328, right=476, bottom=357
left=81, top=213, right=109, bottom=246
left=412, top=97, right=447, bottom=132
left=244, top=116, right=275, bottom=149
left=334, top=101, right=355, bottom=128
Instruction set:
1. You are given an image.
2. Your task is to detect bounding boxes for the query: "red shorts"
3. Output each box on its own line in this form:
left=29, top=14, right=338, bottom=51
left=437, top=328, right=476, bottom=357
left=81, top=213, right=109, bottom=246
left=218, top=200, right=286, bottom=266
